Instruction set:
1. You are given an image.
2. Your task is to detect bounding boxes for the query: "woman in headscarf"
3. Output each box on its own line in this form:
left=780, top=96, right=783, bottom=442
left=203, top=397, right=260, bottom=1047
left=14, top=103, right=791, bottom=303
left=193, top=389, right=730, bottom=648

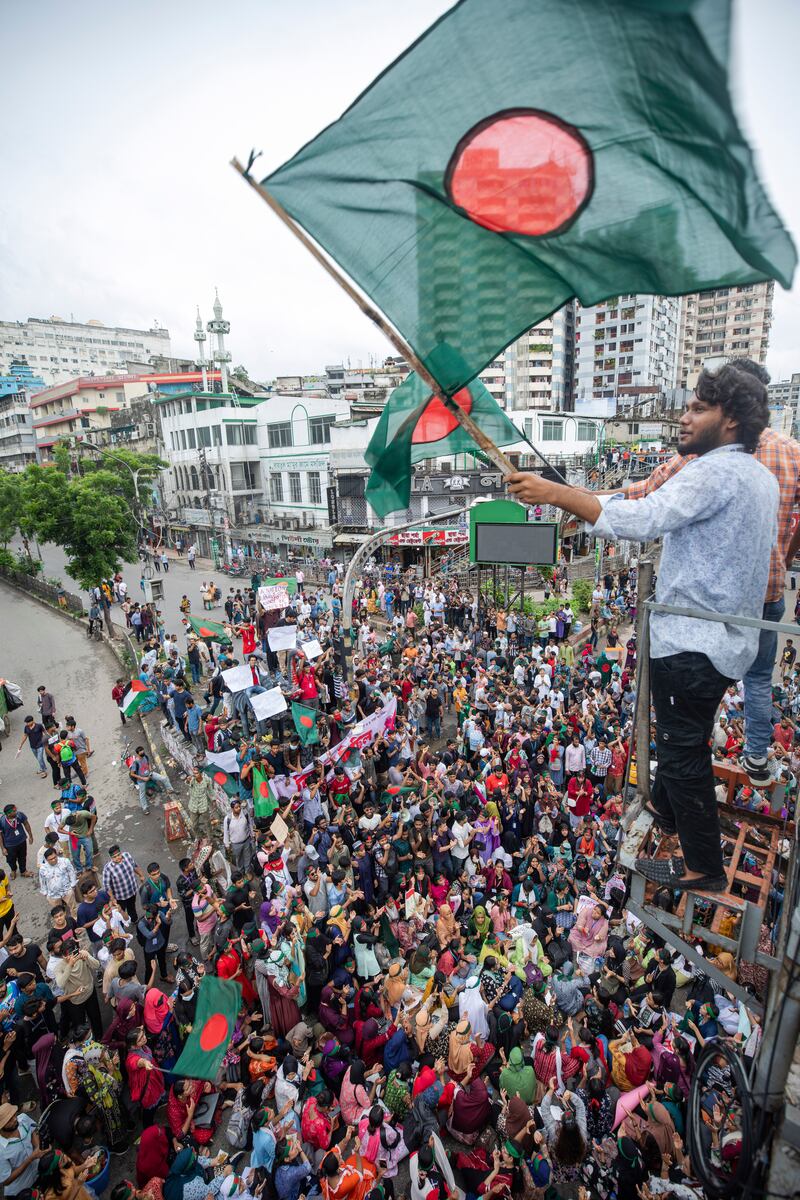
left=126, top=1026, right=165, bottom=1127
left=661, top=1081, right=686, bottom=1137
left=502, top=1094, right=538, bottom=1154
left=136, top=1124, right=170, bottom=1188
left=578, top=1074, right=614, bottom=1143
left=265, top=947, right=301, bottom=1036
left=61, top=1025, right=127, bottom=1150
left=498, top=1046, right=536, bottom=1104
left=408, top=944, right=435, bottom=991
left=447, top=1017, right=493, bottom=1081
left=354, top=1016, right=393, bottom=1070
left=319, top=981, right=355, bottom=1046
left=413, top=1005, right=449, bottom=1063
left=319, top=1138, right=378, bottom=1200
left=340, top=1058, right=376, bottom=1126
left=468, top=904, right=492, bottom=951
left=568, top=902, right=609, bottom=960
left=33, top=1033, right=64, bottom=1108
left=447, top=1064, right=493, bottom=1145
left=143, top=987, right=180, bottom=1071
left=163, top=1148, right=225, bottom=1200
left=457, top=975, right=490, bottom=1042
left=435, top=903, right=459, bottom=950
left=352, top=916, right=381, bottom=981
left=358, top=1104, right=408, bottom=1186
left=612, top=1135, right=648, bottom=1200
left=102, top=995, right=142, bottom=1056
left=643, top=1098, right=676, bottom=1159
left=167, top=1078, right=218, bottom=1148
left=215, top=937, right=257, bottom=1007
left=383, top=961, right=408, bottom=1016
left=320, top=1036, right=350, bottom=1092
left=609, top=1034, right=653, bottom=1092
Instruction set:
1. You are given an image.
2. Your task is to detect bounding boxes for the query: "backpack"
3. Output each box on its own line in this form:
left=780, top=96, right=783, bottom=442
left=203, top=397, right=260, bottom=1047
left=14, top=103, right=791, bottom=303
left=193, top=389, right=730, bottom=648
left=59, top=741, right=77, bottom=764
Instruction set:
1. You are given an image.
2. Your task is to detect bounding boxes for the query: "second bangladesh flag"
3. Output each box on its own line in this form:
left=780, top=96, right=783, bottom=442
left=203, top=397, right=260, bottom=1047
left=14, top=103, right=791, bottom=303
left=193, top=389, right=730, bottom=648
left=173, top=976, right=241, bottom=1081
left=292, top=702, right=319, bottom=746
left=365, top=372, right=519, bottom=516
left=252, top=764, right=278, bottom=820
left=186, top=615, right=232, bottom=647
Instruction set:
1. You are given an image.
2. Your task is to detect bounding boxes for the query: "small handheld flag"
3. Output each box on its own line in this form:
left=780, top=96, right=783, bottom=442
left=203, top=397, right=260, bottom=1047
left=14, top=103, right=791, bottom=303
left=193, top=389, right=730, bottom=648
left=119, top=680, right=156, bottom=717
left=292, top=701, right=319, bottom=746
left=252, top=764, right=278, bottom=820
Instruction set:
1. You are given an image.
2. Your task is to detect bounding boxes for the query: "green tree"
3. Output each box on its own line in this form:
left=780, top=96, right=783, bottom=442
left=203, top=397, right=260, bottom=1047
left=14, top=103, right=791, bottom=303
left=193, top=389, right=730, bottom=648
left=0, top=472, right=21, bottom=548
left=76, top=447, right=167, bottom=510
left=232, top=364, right=250, bottom=383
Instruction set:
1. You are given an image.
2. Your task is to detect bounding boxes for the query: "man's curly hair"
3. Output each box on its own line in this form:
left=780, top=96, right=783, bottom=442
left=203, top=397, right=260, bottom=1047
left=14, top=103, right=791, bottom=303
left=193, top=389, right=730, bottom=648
left=695, top=360, right=770, bottom=453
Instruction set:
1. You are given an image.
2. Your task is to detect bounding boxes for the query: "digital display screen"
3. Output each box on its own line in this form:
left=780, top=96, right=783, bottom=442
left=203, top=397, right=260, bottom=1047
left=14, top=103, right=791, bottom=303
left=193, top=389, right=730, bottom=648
left=474, top=521, right=558, bottom=565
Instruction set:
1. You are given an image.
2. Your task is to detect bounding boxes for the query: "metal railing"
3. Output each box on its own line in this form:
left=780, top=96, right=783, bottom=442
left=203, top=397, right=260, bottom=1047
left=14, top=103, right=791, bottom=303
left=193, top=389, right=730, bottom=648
left=0, top=564, right=85, bottom=616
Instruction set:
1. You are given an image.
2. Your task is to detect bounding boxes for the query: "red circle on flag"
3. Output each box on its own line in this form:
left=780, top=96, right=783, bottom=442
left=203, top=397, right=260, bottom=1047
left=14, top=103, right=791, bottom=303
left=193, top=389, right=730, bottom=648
left=445, top=108, right=593, bottom=237
left=412, top=388, right=473, bottom=445
left=213, top=771, right=228, bottom=785
left=259, top=781, right=270, bottom=797
left=300, top=715, right=314, bottom=728
left=199, top=1012, right=229, bottom=1051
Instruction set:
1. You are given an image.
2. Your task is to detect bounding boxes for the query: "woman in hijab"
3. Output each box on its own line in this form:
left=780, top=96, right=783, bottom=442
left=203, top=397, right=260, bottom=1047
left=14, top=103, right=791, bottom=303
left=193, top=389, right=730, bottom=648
left=413, top=1005, right=449, bottom=1063
left=354, top=1017, right=392, bottom=1070
left=383, top=961, right=408, bottom=1016
left=502, top=1094, right=538, bottom=1154
left=435, top=903, right=459, bottom=950
left=447, top=1018, right=493, bottom=1081
left=612, top=1135, right=648, bottom=1200
left=408, top=944, right=435, bottom=991
left=102, top=995, right=142, bottom=1056
left=340, top=1058, right=376, bottom=1126
left=136, top=1124, right=170, bottom=1188
left=143, top=988, right=180, bottom=1071
left=498, top=1046, right=536, bottom=1104
left=609, top=1034, right=653, bottom=1092
left=163, top=1148, right=222, bottom=1200
left=643, top=1099, right=677, bottom=1160
left=468, top=905, right=492, bottom=950
left=358, top=1104, right=408, bottom=1186
left=661, top=1081, right=685, bottom=1137
left=320, top=1036, right=350, bottom=1093
left=33, top=1033, right=64, bottom=1108
left=447, top=1064, right=492, bottom=1144
left=457, top=975, right=490, bottom=1041
left=265, top=948, right=301, bottom=1036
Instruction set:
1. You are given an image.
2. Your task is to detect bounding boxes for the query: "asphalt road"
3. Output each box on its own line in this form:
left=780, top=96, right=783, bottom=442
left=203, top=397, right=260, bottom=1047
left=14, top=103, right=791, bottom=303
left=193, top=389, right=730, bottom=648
left=0, top=579, right=192, bottom=949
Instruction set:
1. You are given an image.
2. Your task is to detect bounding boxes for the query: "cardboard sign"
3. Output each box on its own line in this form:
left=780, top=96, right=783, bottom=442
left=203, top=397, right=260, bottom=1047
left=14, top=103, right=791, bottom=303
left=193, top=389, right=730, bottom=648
left=270, top=812, right=290, bottom=844
left=298, top=638, right=324, bottom=660
left=221, top=664, right=254, bottom=694
left=258, top=584, right=291, bottom=612
left=268, top=625, right=298, bottom=652
left=250, top=686, right=288, bottom=721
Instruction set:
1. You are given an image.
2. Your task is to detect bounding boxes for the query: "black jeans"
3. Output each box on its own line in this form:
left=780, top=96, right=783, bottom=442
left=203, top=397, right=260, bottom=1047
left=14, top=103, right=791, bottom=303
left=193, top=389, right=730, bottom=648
left=145, top=944, right=169, bottom=980
left=5, top=843, right=27, bottom=873
left=650, top=652, right=731, bottom=877
left=63, top=989, right=104, bottom=1041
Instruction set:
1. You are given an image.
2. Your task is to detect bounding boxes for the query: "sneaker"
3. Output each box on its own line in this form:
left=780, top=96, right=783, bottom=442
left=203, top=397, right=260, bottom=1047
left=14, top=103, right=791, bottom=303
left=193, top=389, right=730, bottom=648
left=741, top=754, right=771, bottom=788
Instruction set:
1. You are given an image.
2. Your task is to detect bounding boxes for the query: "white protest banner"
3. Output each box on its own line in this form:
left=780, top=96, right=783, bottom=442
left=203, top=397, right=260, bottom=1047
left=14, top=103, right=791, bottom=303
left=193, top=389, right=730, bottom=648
left=268, top=625, right=297, bottom=652
left=221, top=664, right=254, bottom=694
left=320, top=697, right=398, bottom=777
left=205, top=749, right=240, bottom=775
left=270, top=813, right=290, bottom=844
left=258, top=584, right=290, bottom=612
left=298, top=638, right=324, bottom=660
left=250, top=687, right=288, bottom=722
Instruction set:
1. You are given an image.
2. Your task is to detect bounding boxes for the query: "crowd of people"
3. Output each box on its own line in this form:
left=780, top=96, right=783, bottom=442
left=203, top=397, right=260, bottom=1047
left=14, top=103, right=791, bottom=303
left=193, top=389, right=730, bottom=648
left=0, top=360, right=794, bottom=1200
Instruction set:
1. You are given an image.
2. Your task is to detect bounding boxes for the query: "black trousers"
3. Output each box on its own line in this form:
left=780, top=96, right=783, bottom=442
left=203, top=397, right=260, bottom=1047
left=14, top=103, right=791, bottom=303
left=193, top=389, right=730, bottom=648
left=5, top=843, right=27, bottom=873
left=145, top=944, right=169, bottom=980
left=117, top=893, right=138, bottom=923
left=650, top=652, right=731, bottom=877
left=63, top=988, right=104, bottom=1040
left=62, top=760, right=86, bottom=786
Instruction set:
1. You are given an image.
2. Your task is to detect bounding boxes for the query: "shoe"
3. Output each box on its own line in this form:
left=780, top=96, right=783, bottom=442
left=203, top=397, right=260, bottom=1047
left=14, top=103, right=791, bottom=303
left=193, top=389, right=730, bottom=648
left=672, top=873, right=728, bottom=894
left=142, top=807, right=151, bottom=815
left=642, top=802, right=677, bottom=835
left=21, top=872, right=33, bottom=879
left=741, top=754, right=771, bottom=788
left=634, top=856, right=686, bottom=885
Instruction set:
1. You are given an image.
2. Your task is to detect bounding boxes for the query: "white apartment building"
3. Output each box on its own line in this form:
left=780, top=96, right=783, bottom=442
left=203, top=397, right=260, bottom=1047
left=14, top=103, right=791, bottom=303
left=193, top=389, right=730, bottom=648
left=0, top=316, right=171, bottom=387
left=677, top=282, right=773, bottom=388
left=574, top=294, right=680, bottom=413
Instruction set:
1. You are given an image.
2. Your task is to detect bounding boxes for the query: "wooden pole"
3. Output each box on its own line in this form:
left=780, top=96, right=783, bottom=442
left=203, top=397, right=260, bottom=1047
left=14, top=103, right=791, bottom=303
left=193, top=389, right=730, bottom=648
left=231, top=158, right=516, bottom=476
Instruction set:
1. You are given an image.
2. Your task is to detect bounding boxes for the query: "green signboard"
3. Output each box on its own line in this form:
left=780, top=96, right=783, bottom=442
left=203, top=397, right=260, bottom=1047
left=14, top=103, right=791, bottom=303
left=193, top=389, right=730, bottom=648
left=469, top=499, right=558, bottom=566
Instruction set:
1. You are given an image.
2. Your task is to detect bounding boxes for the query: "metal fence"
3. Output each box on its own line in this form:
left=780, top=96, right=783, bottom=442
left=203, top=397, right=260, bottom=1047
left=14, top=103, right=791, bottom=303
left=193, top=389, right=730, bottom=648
left=0, top=564, right=85, bottom=616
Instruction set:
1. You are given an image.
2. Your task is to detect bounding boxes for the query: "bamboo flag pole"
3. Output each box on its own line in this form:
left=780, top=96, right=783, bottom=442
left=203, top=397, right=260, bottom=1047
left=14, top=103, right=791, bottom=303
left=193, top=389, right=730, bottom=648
left=231, top=157, right=517, bottom=475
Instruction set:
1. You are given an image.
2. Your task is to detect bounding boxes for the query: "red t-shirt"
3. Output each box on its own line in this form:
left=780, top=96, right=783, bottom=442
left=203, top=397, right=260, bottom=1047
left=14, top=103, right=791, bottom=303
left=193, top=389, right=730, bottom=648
left=240, top=624, right=256, bottom=655
left=299, top=673, right=318, bottom=701
left=773, top=723, right=792, bottom=750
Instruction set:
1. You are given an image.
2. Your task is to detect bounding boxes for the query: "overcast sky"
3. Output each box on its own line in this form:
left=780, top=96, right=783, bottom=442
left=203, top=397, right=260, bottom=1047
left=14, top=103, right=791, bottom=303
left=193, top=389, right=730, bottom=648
left=1, top=0, right=798, bottom=382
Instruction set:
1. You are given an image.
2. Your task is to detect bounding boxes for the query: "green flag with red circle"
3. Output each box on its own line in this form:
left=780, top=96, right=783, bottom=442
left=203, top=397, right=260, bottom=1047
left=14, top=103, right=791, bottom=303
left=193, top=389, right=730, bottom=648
left=364, top=372, right=520, bottom=516
left=186, top=614, right=233, bottom=648
left=292, top=701, right=320, bottom=746
left=202, top=764, right=239, bottom=798
left=252, top=764, right=278, bottom=820
left=173, top=975, right=242, bottom=1082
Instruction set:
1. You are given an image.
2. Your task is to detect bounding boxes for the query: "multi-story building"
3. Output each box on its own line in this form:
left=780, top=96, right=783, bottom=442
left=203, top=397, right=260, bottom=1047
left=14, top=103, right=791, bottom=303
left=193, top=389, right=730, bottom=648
left=30, top=369, right=221, bottom=461
left=574, top=294, right=680, bottom=412
left=767, top=373, right=800, bottom=437
left=0, top=316, right=171, bottom=387
left=500, top=303, right=576, bottom=412
left=677, top=281, right=773, bottom=388
left=0, top=360, right=45, bottom=469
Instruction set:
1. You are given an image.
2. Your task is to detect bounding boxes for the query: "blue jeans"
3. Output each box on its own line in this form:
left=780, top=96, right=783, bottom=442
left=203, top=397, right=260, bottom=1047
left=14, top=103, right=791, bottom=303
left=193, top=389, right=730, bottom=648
left=190, top=661, right=201, bottom=684
left=743, top=598, right=784, bottom=759
left=72, top=837, right=93, bottom=870
left=30, top=744, right=46, bottom=772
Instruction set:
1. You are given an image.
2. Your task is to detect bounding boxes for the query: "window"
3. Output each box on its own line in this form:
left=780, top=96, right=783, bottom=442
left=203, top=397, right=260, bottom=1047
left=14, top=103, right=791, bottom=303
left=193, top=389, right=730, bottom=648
left=179, top=430, right=187, bottom=449
left=288, top=472, right=302, bottom=503
left=270, top=474, right=283, bottom=502
left=212, top=425, right=222, bottom=446
left=225, top=423, right=257, bottom=445
left=308, top=471, right=322, bottom=505
left=310, top=416, right=333, bottom=445
left=230, top=462, right=258, bottom=490
left=577, top=420, right=596, bottom=440
left=186, top=428, right=196, bottom=449
left=541, top=419, right=562, bottom=441
left=198, top=427, right=211, bottom=448
left=268, top=421, right=293, bottom=448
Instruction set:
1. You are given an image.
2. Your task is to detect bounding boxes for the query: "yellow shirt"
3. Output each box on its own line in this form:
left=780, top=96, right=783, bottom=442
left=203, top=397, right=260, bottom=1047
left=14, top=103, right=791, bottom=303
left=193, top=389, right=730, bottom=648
left=0, top=876, right=12, bottom=918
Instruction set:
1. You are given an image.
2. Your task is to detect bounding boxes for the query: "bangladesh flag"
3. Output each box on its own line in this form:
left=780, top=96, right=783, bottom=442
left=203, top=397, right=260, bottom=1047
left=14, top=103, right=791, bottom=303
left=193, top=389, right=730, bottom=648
left=292, top=702, right=319, bottom=746
left=173, top=976, right=241, bottom=1082
left=596, top=653, right=613, bottom=684
left=119, top=680, right=155, bottom=717
left=203, top=764, right=239, bottom=797
left=187, top=615, right=232, bottom=647
left=365, top=373, right=519, bottom=516
left=263, top=0, right=795, bottom=398
left=252, top=764, right=278, bottom=820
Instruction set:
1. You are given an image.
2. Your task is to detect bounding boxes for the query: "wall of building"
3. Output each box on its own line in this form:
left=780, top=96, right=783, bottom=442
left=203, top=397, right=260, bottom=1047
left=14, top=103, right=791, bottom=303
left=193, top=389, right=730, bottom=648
left=677, top=282, right=773, bottom=389
left=0, top=317, right=170, bottom=387
left=575, top=294, right=680, bottom=406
